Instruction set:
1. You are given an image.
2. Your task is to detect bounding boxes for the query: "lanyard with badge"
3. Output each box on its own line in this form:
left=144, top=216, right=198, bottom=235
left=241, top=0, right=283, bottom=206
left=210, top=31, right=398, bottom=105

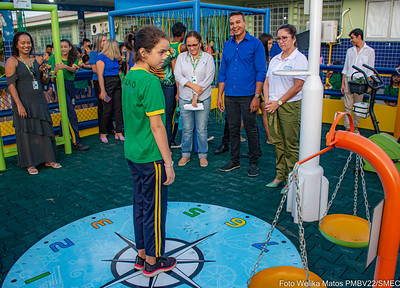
left=189, top=51, right=202, bottom=84
left=20, top=55, right=39, bottom=90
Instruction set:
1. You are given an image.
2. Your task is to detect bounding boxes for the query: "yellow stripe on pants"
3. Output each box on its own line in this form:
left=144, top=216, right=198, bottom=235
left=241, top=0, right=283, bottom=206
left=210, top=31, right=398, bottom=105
left=153, top=162, right=162, bottom=257
left=157, top=163, right=162, bottom=256
left=154, top=162, right=159, bottom=257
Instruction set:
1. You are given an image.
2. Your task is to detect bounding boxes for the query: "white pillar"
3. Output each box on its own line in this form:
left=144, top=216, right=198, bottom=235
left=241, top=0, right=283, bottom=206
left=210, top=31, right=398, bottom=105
left=283, top=0, right=329, bottom=222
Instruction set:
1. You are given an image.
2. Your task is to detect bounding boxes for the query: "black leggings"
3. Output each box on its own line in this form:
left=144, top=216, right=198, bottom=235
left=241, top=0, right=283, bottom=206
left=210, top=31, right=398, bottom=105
left=99, top=76, right=123, bottom=134
left=93, top=80, right=114, bottom=134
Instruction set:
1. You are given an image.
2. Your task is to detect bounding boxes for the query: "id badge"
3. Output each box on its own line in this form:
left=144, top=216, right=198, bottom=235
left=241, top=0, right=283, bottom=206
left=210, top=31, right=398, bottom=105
left=191, top=75, right=197, bottom=83
left=32, top=81, right=39, bottom=90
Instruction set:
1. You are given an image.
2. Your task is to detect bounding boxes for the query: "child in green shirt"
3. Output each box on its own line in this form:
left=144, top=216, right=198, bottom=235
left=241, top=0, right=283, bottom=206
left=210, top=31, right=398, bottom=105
left=122, top=26, right=176, bottom=278
left=384, top=73, right=399, bottom=107
left=51, top=39, right=89, bottom=151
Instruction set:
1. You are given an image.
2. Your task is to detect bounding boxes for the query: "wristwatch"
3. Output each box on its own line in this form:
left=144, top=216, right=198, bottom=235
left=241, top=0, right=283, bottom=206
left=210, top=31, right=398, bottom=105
left=254, top=94, right=261, bottom=98
left=278, top=99, right=283, bottom=106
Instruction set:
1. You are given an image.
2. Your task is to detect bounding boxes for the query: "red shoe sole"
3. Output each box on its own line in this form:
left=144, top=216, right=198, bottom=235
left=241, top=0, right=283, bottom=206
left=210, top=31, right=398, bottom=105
left=142, top=259, right=177, bottom=277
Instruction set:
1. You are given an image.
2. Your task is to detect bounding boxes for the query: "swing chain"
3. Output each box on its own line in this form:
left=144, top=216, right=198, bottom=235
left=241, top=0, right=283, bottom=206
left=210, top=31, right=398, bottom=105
left=359, top=156, right=371, bottom=227
left=293, top=165, right=311, bottom=287
left=247, top=175, right=289, bottom=286
left=320, top=152, right=354, bottom=225
left=248, top=164, right=311, bottom=288
left=353, top=155, right=360, bottom=216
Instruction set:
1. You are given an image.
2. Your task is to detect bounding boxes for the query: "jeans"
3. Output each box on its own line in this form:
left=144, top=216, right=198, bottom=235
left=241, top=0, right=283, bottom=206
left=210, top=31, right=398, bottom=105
left=179, top=97, right=211, bottom=158
left=161, top=83, right=177, bottom=146
left=225, top=95, right=260, bottom=165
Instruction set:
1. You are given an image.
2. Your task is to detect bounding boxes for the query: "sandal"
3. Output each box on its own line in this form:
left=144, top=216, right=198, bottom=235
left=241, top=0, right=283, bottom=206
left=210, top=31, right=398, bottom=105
left=178, top=157, right=190, bottom=166
left=200, top=158, right=208, bottom=167
left=27, top=166, right=38, bottom=175
left=45, top=162, right=62, bottom=169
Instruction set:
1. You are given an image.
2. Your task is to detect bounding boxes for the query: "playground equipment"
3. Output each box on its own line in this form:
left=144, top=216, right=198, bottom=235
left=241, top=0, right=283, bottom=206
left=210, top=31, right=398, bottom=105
left=248, top=112, right=400, bottom=287
left=248, top=161, right=325, bottom=288
left=351, top=64, right=400, bottom=174
left=318, top=152, right=371, bottom=248
left=0, top=3, right=71, bottom=171
left=108, top=0, right=269, bottom=85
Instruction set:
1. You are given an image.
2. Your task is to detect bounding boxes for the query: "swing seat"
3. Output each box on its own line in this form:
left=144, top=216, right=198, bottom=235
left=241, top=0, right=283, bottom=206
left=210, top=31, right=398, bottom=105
left=319, top=214, right=370, bottom=248
left=249, top=266, right=326, bottom=288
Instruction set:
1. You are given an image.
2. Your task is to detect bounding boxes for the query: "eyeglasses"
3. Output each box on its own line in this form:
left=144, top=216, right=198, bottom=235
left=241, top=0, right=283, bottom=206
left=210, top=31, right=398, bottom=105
left=186, top=43, right=199, bottom=48
left=275, top=35, right=293, bottom=42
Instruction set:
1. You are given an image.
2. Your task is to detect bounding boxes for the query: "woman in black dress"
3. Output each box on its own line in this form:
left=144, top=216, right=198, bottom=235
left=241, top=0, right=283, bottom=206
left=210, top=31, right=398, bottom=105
left=5, top=32, right=61, bottom=175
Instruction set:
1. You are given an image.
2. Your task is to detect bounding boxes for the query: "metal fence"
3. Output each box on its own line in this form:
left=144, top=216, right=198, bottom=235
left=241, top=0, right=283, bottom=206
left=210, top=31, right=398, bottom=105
left=0, top=70, right=97, bottom=145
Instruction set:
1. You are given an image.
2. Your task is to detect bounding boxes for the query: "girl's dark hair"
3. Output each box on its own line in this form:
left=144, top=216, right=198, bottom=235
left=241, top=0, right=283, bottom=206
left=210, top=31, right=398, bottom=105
left=12, top=32, right=35, bottom=56
left=258, top=33, right=273, bottom=61
left=82, top=54, right=90, bottom=63
left=185, top=30, right=204, bottom=51
left=124, top=33, right=135, bottom=52
left=75, top=46, right=82, bottom=54
left=133, top=26, right=168, bottom=63
left=119, top=59, right=127, bottom=73
left=61, top=39, right=78, bottom=67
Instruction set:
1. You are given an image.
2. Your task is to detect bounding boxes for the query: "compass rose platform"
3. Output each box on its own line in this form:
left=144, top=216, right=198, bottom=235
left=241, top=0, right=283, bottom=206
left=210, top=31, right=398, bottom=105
left=3, top=203, right=301, bottom=287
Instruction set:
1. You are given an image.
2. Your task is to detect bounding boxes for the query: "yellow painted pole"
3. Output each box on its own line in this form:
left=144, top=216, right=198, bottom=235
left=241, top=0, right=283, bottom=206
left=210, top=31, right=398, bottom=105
left=0, top=126, right=5, bottom=171
left=327, top=42, right=334, bottom=64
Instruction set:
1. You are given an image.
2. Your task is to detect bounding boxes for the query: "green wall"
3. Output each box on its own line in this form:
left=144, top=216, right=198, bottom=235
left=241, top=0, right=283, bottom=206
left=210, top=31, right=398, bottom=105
left=339, top=0, right=366, bottom=39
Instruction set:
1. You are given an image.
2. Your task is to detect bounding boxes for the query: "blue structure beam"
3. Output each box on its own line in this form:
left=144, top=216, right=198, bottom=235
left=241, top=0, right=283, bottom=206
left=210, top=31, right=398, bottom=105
left=108, top=1, right=270, bottom=38
left=56, top=4, right=113, bottom=12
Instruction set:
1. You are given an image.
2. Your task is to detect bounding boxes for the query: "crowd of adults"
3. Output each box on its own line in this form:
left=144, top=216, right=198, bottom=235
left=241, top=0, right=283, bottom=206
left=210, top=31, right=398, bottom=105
left=6, top=10, right=398, bottom=185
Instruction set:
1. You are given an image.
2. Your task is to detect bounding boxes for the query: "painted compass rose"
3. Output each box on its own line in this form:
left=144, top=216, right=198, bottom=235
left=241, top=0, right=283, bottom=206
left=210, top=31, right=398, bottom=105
left=3, top=202, right=302, bottom=287
left=101, top=233, right=215, bottom=287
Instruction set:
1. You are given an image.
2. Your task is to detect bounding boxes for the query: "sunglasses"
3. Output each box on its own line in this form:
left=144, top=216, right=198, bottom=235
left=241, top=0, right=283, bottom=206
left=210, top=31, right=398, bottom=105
left=186, top=43, right=200, bottom=48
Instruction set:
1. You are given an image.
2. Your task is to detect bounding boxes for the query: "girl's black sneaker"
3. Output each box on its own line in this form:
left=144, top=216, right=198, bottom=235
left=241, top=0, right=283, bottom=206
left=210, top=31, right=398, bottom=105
left=143, top=257, right=177, bottom=277
left=134, top=255, right=145, bottom=271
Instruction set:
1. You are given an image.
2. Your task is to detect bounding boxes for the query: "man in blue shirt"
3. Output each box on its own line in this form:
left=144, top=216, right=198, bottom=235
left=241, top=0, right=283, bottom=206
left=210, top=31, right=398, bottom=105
left=217, top=11, right=266, bottom=177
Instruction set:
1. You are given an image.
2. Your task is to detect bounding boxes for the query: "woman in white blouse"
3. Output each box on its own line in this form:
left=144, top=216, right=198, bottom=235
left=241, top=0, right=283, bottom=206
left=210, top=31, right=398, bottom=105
left=174, top=31, right=215, bottom=167
left=264, top=24, right=308, bottom=193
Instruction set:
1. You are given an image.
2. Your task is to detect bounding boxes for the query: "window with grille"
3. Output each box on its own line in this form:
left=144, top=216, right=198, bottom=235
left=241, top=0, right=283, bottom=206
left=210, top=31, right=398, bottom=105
left=247, top=1, right=342, bottom=37
left=297, top=1, right=342, bottom=33
left=365, top=0, right=400, bottom=41
left=59, top=26, right=73, bottom=43
left=246, top=2, right=289, bottom=37
left=38, top=28, right=53, bottom=53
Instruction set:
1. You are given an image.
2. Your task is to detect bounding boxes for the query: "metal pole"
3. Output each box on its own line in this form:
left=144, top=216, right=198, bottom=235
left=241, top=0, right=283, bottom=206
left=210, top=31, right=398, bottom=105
left=193, top=0, right=200, bottom=32
left=109, top=14, right=115, bottom=39
left=296, top=0, right=325, bottom=221
left=264, top=9, right=270, bottom=34
left=274, top=0, right=327, bottom=222
left=299, top=0, right=323, bottom=165
left=50, top=6, right=72, bottom=154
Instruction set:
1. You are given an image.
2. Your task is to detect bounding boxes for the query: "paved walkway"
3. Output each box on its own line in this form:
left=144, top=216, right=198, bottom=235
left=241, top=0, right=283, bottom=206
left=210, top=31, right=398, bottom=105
left=1, top=114, right=399, bottom=286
